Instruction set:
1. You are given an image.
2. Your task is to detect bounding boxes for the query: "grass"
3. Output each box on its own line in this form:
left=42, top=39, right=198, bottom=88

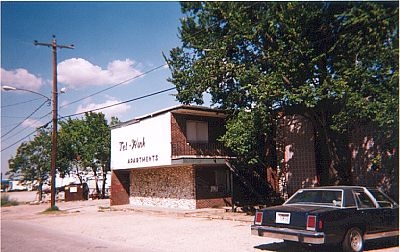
left=42, top=205, right=61, bottom=213
left=1, top=194, right=19, bottom=207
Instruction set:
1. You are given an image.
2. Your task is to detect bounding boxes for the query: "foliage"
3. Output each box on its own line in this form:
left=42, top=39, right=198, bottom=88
left=109, top=116, right=121, bottom=127
left=220, top=105, right=272, bottom=164
left=58, top=112, right=111, bottom=198
left=7, top=128, right=52, bottom=200
left=7, top=111, right=114, bottom=200
left=165, top=2, right=398, bottom=184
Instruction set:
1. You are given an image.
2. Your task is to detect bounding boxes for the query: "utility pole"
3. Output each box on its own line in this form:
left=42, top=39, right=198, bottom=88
left=34, top=35, right=74, bottom=209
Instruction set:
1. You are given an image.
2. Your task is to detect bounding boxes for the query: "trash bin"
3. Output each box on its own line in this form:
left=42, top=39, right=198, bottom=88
left=64, top=184, right=84, bottom=201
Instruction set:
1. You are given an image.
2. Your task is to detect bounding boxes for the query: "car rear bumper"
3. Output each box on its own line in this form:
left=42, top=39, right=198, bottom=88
left=251, top=225, right=325, bottom=244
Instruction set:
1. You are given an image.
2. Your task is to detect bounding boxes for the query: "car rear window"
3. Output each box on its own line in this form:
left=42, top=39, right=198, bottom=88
left=368, top=189, right=398, bottom=208
left=286, top=190, right=342, bottom=207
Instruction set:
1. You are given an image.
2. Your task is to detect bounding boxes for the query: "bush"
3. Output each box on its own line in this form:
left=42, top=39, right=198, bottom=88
left=1, top=194, right=19, bottom=206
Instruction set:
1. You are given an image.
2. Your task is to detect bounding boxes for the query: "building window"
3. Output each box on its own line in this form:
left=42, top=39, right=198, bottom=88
left=196, top=167, right=231, bottom=197
left=187, top=120, right=208, bottom=143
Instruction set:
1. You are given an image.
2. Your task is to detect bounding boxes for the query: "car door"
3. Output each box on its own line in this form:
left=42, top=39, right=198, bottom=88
left=371, top=190, right=399, bottom=232
left=379, top=206, right=399, bottom=232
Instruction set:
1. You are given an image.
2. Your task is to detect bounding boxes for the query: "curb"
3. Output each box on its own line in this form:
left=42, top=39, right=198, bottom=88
left=110, top=205, right=254, bottom=223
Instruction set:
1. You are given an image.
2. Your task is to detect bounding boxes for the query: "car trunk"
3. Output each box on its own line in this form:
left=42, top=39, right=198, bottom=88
left=258, top=205, right=333, bottom=230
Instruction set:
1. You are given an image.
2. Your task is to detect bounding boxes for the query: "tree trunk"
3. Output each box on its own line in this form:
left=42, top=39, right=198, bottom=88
left=101, top=167, right=107, bottom=199
left=38, top=182, right=43, bottom=202
left=93, top=169, right=100, bottom=197
left=264, top=123, right=278, bottom=192
left=314, top=120, right=352, bottom=185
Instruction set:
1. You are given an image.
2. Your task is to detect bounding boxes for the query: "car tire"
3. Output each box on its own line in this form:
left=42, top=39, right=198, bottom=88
left=342, top=227, right=364, bottom=252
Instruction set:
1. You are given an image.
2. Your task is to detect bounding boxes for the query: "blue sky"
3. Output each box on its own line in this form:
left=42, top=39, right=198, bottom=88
left=1, top=2, right=188, bottom=176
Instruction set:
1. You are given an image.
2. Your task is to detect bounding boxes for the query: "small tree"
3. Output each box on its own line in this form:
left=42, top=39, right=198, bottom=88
left=7, top=129, right=51, bottom=201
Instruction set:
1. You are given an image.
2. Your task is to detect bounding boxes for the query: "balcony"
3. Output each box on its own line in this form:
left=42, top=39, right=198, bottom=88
left=171, top=141, right=230, bottom=157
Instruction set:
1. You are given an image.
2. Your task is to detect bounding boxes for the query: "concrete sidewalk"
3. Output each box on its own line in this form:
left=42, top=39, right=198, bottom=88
left=110, top=204, right=255, bottom=223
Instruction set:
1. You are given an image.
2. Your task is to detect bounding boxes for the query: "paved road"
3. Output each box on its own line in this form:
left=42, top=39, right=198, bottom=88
left=2, top=219, right=151, bottom=252
left=1, top=191, right=398, bottom=252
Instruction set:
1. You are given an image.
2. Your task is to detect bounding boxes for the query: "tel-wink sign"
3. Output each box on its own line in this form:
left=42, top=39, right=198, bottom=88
left=111, top=113, right=172, bottom=170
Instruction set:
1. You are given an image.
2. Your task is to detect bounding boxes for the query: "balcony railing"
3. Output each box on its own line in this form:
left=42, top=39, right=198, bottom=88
left=171, top=141, right=230, bottom=157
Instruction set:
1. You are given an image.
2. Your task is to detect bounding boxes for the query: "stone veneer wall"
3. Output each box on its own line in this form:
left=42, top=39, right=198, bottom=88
left=130, top=165, right=196, bottom=209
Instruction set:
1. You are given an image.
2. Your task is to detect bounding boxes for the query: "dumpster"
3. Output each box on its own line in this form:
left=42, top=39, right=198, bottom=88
left=64, top=184, right=84, bottom=201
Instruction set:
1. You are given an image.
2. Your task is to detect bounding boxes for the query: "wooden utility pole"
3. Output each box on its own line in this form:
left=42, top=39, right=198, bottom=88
left=34, top=35, right=74, bottom=209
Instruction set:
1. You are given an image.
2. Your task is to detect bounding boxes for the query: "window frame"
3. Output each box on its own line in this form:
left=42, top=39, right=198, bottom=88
left=186, top=120, right=209, bottom=143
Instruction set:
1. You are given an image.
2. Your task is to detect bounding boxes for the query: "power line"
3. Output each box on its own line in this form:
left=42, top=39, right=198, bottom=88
left=1, top=97, right=45, bottom=108
left=60, top=87, right=176, bottom=119
left=1, top=121, right=51, bottom=152
left=1, top=100, right=49, bottom=138
left=60, top=63, right=167, bottom=109
left=1, top=108, right=52, bottom=143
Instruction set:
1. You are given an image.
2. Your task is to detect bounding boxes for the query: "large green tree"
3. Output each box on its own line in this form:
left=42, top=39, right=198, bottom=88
left=58, top=112, right=111, bottom=198
left=165, top=2, right=398, bottom=188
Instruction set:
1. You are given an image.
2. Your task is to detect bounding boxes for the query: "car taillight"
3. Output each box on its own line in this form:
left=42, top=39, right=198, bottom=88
left=255, top=211, right=263, bottom=225
left=306, top=215, right=316, bottom=231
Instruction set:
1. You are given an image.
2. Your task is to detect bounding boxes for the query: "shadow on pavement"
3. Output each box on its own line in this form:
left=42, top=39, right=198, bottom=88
left=254, top=237, right=399, bottom=251
left=254, top=241, right=332, bottom=252
left=364, top=237, right=399, bottom=251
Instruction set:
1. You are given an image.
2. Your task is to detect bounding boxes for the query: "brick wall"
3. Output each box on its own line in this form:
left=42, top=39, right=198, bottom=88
left=279, top=115, right=318, bottom=195
left=171, top=113, right=186, bottom=145
left=130, top=165, right=196, bottom=209
left=171, top=113, right=226, bottom=156
left=196, top=197, right=232, bottom=208
left=110, top=170, right=130, bottom=206
left=349, top=122, right=398, bottom=199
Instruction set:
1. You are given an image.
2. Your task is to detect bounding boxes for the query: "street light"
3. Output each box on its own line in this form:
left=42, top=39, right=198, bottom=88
left=2, top=85, right=51, bottom=103
left=2, top=84, right=66, bottom=209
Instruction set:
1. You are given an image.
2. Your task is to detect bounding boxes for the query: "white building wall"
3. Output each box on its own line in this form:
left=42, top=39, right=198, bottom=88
left=111, top=112, right=172, bottom=170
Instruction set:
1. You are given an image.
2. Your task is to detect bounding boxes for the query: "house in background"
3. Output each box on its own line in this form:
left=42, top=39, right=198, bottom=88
left=110, top=105, right=232, bottom=209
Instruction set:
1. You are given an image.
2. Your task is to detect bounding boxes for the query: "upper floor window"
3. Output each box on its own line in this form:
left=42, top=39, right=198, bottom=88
left=187, top=120, right=208, bottom=143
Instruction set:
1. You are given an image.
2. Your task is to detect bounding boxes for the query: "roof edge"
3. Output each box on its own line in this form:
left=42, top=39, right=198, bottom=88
left=111, top=104, right=225, bottom=129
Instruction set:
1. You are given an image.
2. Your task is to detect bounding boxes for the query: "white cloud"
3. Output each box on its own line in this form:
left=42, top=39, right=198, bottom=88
left=22, top=118, right=43, bottom=129
left=57, top=58, right=142, bottom=88
left=1, top=68, right=43, bottom=91
left=75, top=98, right=131, bottom=121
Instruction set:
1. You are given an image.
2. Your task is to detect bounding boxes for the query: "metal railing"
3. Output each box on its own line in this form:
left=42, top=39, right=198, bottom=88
left=171, top=141, right=230, bottom=157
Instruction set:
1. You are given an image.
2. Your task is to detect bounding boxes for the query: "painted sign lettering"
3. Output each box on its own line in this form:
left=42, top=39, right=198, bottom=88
left=119, top=137, right=146, bottom=151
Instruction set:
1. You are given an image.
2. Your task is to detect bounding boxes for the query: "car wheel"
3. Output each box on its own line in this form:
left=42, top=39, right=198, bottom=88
left=342, top=227, right=364, bottom=252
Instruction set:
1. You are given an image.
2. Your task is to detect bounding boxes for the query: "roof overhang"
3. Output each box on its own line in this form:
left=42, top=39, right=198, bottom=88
left=112, top=105, right=226, bottom=129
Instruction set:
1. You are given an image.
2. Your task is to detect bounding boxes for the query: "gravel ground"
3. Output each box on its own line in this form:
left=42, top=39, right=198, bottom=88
left=1, top=191, right=398, bottom=252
